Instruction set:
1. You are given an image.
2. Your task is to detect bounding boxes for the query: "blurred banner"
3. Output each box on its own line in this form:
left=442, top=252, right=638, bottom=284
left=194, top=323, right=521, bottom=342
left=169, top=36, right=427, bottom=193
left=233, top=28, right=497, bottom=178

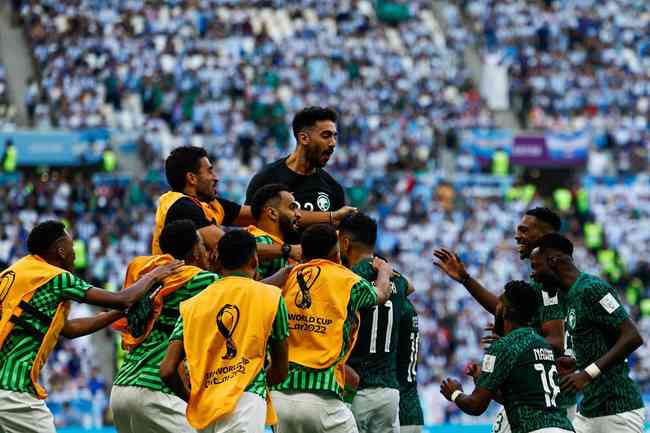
left=462, top=128, right=589, bottom=167
left=0, top=129, right=108, bottom=166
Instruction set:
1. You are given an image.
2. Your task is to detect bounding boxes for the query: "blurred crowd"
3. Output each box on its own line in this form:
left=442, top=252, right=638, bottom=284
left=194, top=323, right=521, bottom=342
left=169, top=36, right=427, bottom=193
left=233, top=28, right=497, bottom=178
left=464, top=0, right=650, bottom=154
left=0, top=63, right=16, bottom=129
left=14, top=0, right=487, bottom=173
left=0, top=0, right=649, bottom=427
left=2, top=169, right=650, bottom=425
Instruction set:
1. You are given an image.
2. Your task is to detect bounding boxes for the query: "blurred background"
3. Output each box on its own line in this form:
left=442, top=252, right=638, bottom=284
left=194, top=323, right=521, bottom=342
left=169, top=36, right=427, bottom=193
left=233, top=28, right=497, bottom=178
left=0, top=0, right=649, bottom=431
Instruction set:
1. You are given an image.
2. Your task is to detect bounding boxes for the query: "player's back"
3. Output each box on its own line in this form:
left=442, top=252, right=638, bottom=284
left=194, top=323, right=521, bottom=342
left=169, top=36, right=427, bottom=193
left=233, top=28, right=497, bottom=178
left=347, top=259, right=407, bottom=389
left=477, top=328, right=574, bottom=433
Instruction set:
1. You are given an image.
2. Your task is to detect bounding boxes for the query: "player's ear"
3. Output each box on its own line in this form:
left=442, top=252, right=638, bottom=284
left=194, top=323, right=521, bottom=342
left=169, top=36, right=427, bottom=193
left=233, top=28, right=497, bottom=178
left=267, top=206, right=278, bottom=222
left=186, top=171, right=197, bottom=187
left=298, top=131, right=309, bottom=146
left=250, top=252, right=259, bottom=273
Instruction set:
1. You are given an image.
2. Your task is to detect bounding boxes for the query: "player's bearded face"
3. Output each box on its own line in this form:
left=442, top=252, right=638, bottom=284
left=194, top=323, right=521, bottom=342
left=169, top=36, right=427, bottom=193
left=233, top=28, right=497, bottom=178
left=302, top=121, right=336, bottom=168
left=194, top=157, right=217, bottom=202
left=278, top=212, right=298, bottom=238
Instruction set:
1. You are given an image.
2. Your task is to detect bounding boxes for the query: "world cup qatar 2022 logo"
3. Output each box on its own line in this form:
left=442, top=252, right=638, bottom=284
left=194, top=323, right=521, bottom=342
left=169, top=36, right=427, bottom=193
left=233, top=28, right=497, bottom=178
left=216, top=304, right=240, bottom=360
left=0, top=271, right=16, bottom=316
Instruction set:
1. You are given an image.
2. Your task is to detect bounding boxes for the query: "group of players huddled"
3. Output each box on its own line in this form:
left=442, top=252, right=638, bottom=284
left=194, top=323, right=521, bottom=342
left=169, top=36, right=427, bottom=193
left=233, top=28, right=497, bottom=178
left=0, top=107, right=645, bottom=433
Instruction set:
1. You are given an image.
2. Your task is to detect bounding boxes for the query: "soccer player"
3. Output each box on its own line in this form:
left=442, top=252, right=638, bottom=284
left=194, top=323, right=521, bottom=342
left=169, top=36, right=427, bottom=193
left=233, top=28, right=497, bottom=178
left=248, top=183, right=302, bottom=279
left=339, top=212, right=410, bottom=433
left=441, top=281, right=575, bottom=433
left=154, top=145, right=354, bottom=255
left=271, top=224, right=394, bottom=433
left=160, top=230, right=289, bottom=433
left=0, top=220, right=180, bottom=433
left=531, top=234, right=645, bottom=433
left=151, top=145, right=249, bottom=254
left=434, top=207, right=573, bottom=432
left=396, top=296, right=424, bottom=433
left=245, top=107, right=356, bottom=224
left=111, top=220, right=220, bottom=433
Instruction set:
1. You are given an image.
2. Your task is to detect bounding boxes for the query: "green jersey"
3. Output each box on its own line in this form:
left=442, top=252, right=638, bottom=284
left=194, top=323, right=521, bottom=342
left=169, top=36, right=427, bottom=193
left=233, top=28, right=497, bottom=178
left=530, top=281, right=576, bottom=409
left=476, top=328, right=574, bottom=433
left=254, top=235, right=288, bottom=279
left=0, top=273, right=91, bottom=394
left=170, top=296, right=290, bottom=399
left=114, top=271, right=220, bottom=393
left=397, top=297, right=424, bottom=426
left=273, top=278, right=377, bottom=398
left=348, top=259, right=407, bottom=389
left=564, top=273, right=643, bottom=417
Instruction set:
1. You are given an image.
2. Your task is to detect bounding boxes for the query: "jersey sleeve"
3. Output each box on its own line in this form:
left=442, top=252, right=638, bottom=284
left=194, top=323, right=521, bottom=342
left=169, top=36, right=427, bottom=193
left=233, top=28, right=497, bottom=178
left=583, top=280, right=628, bottom=328
left=217, top=197, right=242, bottom=226
left=349, top=278, right=378, bottom=311
left=270, top=297, right=290, bottom=342
left=169, top=317, right=184, bottom=341
left=165, top=197, right=212, bottom=229
left=475, top=338, right=517, bottom=393
left=60, top=273, right=93, bottom=302
left=332, top=181, right=346, bottom=210
left=255, top=235, right=274, bottom=246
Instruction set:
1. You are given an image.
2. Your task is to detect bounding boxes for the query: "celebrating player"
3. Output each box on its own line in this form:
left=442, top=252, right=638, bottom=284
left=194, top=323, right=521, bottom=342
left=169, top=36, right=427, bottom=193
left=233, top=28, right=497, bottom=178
left=111, top=220, right=221, bottom=433
left=0, top=220, right=181, bottom=433
left=151, top=145, right=250, bottom=254
left=160, top=230, right=290, bottom=433
left=248, top=183, right=302, bottom=279
left=434, top=207, right=574, bottom=432
left=396, top=296, right=424, bottom=433
left=441, top=281, right=575, bottom=433
left=339, top=212, right=410, bottom=433
left=271, top=224, right=394, bottom=433
left=531, top=234, right=645, bottom=433
left=245, top=107, right=357, bottom=233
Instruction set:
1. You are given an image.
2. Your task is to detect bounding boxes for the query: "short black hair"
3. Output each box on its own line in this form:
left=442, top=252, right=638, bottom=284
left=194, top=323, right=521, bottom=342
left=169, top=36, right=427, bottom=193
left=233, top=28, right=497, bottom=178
left=525, top=207, right=562, bottom=231
left=536, top=233, right=574, bottom=256
left=301, top=224, right=338, bottom=261
left=292, top=107, right=338, bottom=139
left=502, top=280, right=540, bottom=325
left=159, top=220, right=199, bottom=260
left=250, top=183, right=290, bottom=221
left=218, top=229, right=257, bottom=270
left=338, top=212, right=377, bottom=249
left=165, top=146, right=208, bottom=192
left=27, top=220, right=67, bottom=256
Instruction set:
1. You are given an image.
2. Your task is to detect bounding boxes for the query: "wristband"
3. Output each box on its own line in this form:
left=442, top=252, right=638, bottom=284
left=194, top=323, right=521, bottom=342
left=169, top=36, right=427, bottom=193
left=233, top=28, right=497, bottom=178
left=451, top=390, right=462, bottom=402
left=459, top=272, right=471, bottom=286
left=585, top=363, right=601, bottom=379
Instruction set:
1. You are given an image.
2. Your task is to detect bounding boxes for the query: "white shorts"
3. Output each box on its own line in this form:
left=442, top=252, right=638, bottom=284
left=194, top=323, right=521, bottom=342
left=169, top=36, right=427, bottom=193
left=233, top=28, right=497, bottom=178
left=110, top=385, right=195, bottom=433
left=271, top=390, right=359, bottom=433
left=351, top=387, right=400, bottom=433
left=199, top=392, right=266, bottom=433
left=493, top=405, right=577, bottom=433
left=0, top=390, right=56, bottom=433
left=572, top=408, right=645, bottom=433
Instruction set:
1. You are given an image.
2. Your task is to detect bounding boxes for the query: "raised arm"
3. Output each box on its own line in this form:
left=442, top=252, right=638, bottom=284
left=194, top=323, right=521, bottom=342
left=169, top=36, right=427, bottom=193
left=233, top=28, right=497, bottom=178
left=433, top=249, right=498, bottom=315
left=84, top=260, right=183, bottom=310
left=372, top=257, right=394, bottom=305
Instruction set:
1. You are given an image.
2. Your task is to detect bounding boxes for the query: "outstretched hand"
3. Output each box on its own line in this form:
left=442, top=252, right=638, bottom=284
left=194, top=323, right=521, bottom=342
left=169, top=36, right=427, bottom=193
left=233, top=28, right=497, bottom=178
left=433, top=249, right=468, bottom=283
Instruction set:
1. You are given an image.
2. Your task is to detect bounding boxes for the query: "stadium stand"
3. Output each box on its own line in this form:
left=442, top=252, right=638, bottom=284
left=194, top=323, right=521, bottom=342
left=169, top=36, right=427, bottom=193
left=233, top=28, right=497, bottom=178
left=0, top=0, right=649, bottom=430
